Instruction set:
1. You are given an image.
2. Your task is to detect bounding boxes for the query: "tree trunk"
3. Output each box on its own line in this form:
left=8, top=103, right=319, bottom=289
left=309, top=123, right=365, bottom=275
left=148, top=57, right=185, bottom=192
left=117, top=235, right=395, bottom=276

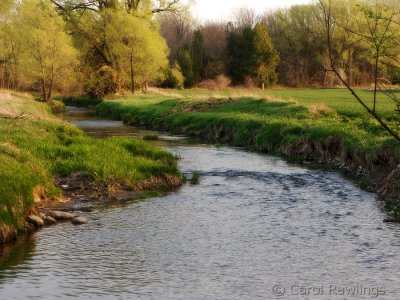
left=41, top=78, right=47, bottom=102
left=347, top=49, right=353, bottom=86
left=130, top=53, right=135, bottom=95
left=373, top=49, right=379, bottom=113
left=47, top=74, right=54, bottom=102
left=142, top=81, right=148, bottom=94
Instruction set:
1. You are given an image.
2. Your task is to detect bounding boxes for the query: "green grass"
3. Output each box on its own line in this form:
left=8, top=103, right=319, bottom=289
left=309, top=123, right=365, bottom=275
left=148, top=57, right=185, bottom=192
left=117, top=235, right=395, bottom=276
left=190, top=171, right=200, bottom=185
left=96, top=88, right=400, bottom=209
left=143, top=134, right=160, bottom=141
left=97, top=89, right=400, bottom=153
left=56, top=95, right=103, bottom=107
left=0, top=92, right=180, bottom=242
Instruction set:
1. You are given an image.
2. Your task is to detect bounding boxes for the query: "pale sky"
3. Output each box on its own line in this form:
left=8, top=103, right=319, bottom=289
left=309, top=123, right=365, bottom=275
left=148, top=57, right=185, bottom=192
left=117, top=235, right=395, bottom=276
left=187, top=0, right=313, bottom=22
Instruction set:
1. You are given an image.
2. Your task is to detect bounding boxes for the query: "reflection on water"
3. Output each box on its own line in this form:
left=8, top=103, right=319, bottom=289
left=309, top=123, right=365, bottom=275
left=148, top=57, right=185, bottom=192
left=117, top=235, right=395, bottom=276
left=0, top=235, right=36, bottom=278
left=1, top=107, right=400, bottom=299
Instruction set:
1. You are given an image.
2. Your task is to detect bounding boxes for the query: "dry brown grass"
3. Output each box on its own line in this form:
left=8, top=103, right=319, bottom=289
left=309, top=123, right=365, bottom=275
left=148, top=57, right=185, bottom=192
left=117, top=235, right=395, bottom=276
left=147, top=87, right=184, bottom=99
left=308, top=103, right=333, bottom=117
left=0, top=90, right=53, bottom=120
left=197, top=75, right=232, bottom=90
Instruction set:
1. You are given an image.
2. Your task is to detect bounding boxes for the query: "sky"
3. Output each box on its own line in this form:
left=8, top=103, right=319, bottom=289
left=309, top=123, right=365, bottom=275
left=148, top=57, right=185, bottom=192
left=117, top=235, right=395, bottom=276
left=186, top=0, right=313, bottom=22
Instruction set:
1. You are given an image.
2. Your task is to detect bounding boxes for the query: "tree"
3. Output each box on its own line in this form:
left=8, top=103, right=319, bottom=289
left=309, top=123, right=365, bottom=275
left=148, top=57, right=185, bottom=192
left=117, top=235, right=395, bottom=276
left=104, top=9, right=168, bottom=94
left=191, top=29, right=205, bottom=83
left=226, top=23, right=279, bottom=87
left=17, top=0, right=79, bottom=101
left=177, top=46, right=195, bottom=88
left=0, top=0, right=14, bottom=16
left=159, top=12, right=194, bottom=63
left=318, top=0, right=400, bottom=142
left=50, top=0, right=184, bottom=14
left=160, top=61, right=184, bottom=88
left=226, top=26, right=255, bottom=84
left=233, top=7, right=259, bottom=31
left=0, top=0, right=18, bottom=89
left=253, top=23, right=279, bottom=88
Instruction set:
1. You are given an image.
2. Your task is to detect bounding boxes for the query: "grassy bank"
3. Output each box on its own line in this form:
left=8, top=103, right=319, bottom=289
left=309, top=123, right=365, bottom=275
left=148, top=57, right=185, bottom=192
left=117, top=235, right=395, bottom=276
left=96, top=88, right=400, bottom=215
left=56, top=95, right=102, bottom=107
left=0, top=90, right=181, bottom=243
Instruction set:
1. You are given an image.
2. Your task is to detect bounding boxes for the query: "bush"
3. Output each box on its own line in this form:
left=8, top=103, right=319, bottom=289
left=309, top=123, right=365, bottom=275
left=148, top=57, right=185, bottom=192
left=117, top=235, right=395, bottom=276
left=197, top=75, right=231, bottom=90
left=160, top=63, right=185, bottom=89
left=86, top=65, right=119, bottom=98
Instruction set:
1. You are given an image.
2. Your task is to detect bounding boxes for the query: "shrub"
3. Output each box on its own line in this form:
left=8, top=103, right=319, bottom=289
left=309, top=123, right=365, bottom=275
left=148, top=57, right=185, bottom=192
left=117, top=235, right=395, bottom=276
left=197, top=75, right=231, bottom=90
left=160, top=63, right=185, bottom=89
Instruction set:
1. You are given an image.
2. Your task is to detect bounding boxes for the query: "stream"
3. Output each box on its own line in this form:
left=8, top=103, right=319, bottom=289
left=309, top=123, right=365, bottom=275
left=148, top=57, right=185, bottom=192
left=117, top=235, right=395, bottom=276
left=0, top=107, right=400, bottom=299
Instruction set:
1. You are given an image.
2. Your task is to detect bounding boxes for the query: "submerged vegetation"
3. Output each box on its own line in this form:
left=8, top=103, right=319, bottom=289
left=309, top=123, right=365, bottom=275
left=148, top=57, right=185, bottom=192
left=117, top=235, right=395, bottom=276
left=0, top=91, right=181, bottom=243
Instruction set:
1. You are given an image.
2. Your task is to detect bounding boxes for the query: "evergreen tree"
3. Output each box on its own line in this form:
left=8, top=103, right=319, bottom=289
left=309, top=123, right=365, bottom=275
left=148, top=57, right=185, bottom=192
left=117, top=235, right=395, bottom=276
left=253, top=23, right=279, bottom=88
left=177, top=46, right=195, bottom=88
left=191, top=29, right=205, bottom=83
left=226, top=23, right=279, bottom=87
left=226, top=26, right=255, bottom=84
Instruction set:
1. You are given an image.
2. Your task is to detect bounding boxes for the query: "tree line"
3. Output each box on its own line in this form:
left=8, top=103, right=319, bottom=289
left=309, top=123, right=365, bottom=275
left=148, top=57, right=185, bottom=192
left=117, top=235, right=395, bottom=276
left=0, top=0, right=182, bottom=100
left=160, top=0, right=400, bottom=88
left=0, top=0, right=399, bottom=100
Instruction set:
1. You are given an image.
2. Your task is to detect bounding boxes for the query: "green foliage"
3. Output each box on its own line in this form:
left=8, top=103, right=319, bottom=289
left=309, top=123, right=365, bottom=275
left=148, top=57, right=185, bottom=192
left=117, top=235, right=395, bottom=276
left=16, top=0, right=79, bottom=101
left=0, top=0, right=14, bottom=16
left=104, top=9, right=168, bottom=93
left=178, top=47, right=195, bottom=88
left=191, top=29, right=205, bottom=83
left=253, top=24, right=279, bottom=87
left=97, top=88, right=399, bottom=152
left=57, top=95, right=102, bottom=107
left=225, top=23, right=279, bottom=87
left=226, top=26, right=255, bottom=84
left=190, top=171, right=200, bottom=185
left=160, top=62, right=185, bottom=88
left=0, top=94, right=180, bottom=237
left=143, top=134, right=160, bottom=141
left=50, top=100, right=66, bottom=113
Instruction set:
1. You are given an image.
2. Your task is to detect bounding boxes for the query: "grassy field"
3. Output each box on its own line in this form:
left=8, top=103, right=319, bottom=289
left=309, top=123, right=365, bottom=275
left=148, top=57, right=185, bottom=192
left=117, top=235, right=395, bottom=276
left=97, top=87, right=400, bottom=213
left=98, top=88, right=400, bottom=151
left=0, top=90, right=181, bottom=243
left=169, top=88, right=400, bottom=120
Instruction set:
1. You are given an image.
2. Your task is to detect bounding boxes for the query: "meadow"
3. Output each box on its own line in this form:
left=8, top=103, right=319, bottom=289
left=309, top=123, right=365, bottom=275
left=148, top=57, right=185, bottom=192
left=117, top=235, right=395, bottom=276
left=98, top=88, right=400, bottom=152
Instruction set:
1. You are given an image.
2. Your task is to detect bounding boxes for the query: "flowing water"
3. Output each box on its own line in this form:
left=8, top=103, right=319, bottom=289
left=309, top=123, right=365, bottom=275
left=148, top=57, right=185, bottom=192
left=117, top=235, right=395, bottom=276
left=1, top=107, right=400, bottom=299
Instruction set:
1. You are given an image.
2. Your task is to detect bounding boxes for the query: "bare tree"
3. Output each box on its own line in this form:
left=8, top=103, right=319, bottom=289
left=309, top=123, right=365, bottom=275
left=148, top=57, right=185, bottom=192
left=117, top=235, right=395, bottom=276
left=159, top=12, right=194, bottom=62
left=318, top=0, right=400, bottom=142
left=201, top=22, right=227, bottom=59
left=233, top=7, right=259, bottom=31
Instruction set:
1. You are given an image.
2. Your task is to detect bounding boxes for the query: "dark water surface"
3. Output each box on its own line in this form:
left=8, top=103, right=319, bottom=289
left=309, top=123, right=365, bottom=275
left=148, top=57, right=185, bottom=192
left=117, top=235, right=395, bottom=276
left=0, top=107, right=399, bottom=299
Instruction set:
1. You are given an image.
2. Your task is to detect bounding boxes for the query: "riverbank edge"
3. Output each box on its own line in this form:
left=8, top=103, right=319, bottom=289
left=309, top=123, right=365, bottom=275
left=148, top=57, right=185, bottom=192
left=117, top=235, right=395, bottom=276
left=0, top=96, right=183, bottom=245
left=96, top=99, right=400, bottom=218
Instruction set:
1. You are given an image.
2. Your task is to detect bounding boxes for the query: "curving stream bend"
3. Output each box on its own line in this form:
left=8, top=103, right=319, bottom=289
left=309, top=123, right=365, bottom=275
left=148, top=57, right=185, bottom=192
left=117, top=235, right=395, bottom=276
left=0, top=107, right=400, bottom=299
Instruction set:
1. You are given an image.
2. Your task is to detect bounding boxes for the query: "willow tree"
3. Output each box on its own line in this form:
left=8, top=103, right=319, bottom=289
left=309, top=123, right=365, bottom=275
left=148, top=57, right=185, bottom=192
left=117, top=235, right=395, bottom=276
left=0, top=0, right=14, bottom=15
left=0, top=0, right=18, bottom=89
left=16, top=0, right=79, bottom=101
left=104, top=10, right=168, bottom=94
left=51, top=0, right=182, bottom=96
left=50, top=0, right=183, bottom=14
